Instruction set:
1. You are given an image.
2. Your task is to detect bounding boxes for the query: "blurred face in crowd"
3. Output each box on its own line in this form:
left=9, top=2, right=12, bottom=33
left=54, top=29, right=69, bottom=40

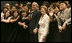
left=64, top=1, right=70, bottom=7
left=32, top=2, right=38, bottom=10
left=15, top=3, right=18, bottom=7
left=20, top=3, right=23, bottom=8
left=6, top=11, right=10, bottom=17
left=13, top=11, right=18, bottom=18
left=22, top=12, right=26, bottom=17
left=49, top=10, right=54, bottom=17
left=50, top=4, right=53, bottom=8
left=54, top=7, right=59, bottom=13
left=49, top=5, right=54, bottom=11
left=24, top=6, right=28, bottom=12
left=56, top=2, right=60, bottom=6
left=5, top=3, right=10, bottom=9
left=50, top=4, right=54, bottom=10
left=3, top=8, right=8, bottom=13
left=11, top=6, right=16, bottom=11
left=59, top=4, right=62, bottom=10
left=60, top=3, right=67, bottom=10
left=64, top=1, right=69, bottom=4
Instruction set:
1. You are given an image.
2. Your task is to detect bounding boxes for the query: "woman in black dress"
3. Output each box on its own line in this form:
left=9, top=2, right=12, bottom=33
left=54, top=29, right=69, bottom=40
left=16, top=11, right=30, bottom=42
left=9, top=10, right=20, bottom=42
left=1, top=10, right=12, bottom=42
left=46, top=6, right=62, bottom=42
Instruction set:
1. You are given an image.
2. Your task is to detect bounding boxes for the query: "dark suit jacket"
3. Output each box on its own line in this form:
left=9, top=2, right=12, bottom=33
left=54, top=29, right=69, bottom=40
left=29, top=10, right=41, bottom=34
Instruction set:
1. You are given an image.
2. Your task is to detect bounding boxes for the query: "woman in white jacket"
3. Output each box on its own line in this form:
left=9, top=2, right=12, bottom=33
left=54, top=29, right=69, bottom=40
left=33, top=5, right=50, bottom=42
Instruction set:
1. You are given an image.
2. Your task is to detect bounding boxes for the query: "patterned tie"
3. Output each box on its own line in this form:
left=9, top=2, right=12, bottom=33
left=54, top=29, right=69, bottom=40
left=62, top=11, right=65, bottom=22
left=31, top=12, right=33, bottom=18
left=62, top=11, right=64, bottom=14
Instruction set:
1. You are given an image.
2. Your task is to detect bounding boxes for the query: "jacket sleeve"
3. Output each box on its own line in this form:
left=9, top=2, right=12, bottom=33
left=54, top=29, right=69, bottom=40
left=35, top=10, right=41, bottom=29
left=56, top=12, right=62, bottom=29
left=65, top=8, right=71, bottom=25
left=43, top=16, right=50, bottom=37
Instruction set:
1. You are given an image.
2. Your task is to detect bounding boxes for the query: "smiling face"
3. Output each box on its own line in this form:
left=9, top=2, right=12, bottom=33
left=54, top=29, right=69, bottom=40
left=13, top=11, right=18, bottom=18
left=49, top=10, right=54, bottom=17
left=54, top=7, right=59, bottom=13
left=22, top=12, right=26, bottom=17
left=32, top=2, right=38, bottom=11
left=32, top=3, right=36, bottom=10
left=60, top=3, right=67, bottom=10
left=3, top=8, right=8, bottom=13
left=40, top=8, right=46, bottom=15
left=6, top=11, right=10, bottom=17
left=11, top=6, right=16, bottom=11
left=40, top=6, right=47, bottom=15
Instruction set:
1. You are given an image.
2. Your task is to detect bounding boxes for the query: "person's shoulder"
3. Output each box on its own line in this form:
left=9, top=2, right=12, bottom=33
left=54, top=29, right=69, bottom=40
left=44, top=14, right=50, bottom=21
left=37, top=10, right=41, bottom=12
left=65, top=8, right=68, bottom=11
left=65, top=7, right=71, bottom=13
left=36, top=10, right=41, bottom=15
left=65, top=7, right=70, bottom=11
left=34, top=10, right=41, bottom=15
left=45, top=14, right=49, bottom=19
left=68, top=7, right=71, bottom=11
left=35, top=10, right=40, bottom=13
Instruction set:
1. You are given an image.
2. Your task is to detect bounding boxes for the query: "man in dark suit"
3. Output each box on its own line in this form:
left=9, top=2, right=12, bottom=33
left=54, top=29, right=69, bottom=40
left=29, top=2, right=41, bottom=42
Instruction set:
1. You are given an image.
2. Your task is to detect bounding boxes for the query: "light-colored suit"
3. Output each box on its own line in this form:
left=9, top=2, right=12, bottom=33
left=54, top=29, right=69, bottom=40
left=57, top=7, right=71, bottom=28
left=38, top=14, right=50, bottom=42
left=56, top=7, right=71, bottom=42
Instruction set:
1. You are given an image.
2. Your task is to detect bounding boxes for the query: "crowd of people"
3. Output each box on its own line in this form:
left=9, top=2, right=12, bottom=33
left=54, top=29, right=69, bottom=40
left=1, top=1, right=71, bottom=42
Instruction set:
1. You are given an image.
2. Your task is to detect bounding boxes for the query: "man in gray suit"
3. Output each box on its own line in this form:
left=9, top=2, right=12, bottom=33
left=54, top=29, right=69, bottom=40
left=56, top=3, right=71, bottom=42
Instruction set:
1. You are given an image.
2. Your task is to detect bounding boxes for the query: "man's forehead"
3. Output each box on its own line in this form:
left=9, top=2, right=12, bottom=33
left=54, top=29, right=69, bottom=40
left=5, top=3, right=10, bottom=6
left=32, top=2, right=38, bottom=5
left=60, top=3, right=65, bottom=5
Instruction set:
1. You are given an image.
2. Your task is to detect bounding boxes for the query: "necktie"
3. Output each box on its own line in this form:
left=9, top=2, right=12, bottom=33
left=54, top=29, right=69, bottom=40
left=31, top=12, right=33, bottom=18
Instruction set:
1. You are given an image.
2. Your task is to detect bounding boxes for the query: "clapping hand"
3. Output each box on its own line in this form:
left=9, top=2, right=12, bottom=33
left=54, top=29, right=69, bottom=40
left=62, top=23, right=66, bottom=30
left=18, top=22, right=22, bottom=26
left=33, top=28, right=38, bottom=34
left=23, top=25, right=28, bottom=29
left=59, top=26, right=63, bottom=32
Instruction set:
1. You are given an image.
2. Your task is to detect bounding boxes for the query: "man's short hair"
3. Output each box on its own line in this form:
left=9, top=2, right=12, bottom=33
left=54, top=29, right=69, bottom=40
left=32, top=2, right=39, bottom=7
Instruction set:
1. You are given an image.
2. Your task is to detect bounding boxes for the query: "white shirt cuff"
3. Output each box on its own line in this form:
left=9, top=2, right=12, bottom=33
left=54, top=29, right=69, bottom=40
left=58, top=26, right=61, bottom=29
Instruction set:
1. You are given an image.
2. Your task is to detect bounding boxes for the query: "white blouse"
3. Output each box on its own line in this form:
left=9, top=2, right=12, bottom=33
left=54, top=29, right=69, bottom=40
left=38, top=14, right=50, bottom=36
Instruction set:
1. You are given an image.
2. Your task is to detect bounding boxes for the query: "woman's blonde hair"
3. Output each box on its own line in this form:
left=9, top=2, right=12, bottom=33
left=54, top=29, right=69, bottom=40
left=40, top=5, right=48, bottom=13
